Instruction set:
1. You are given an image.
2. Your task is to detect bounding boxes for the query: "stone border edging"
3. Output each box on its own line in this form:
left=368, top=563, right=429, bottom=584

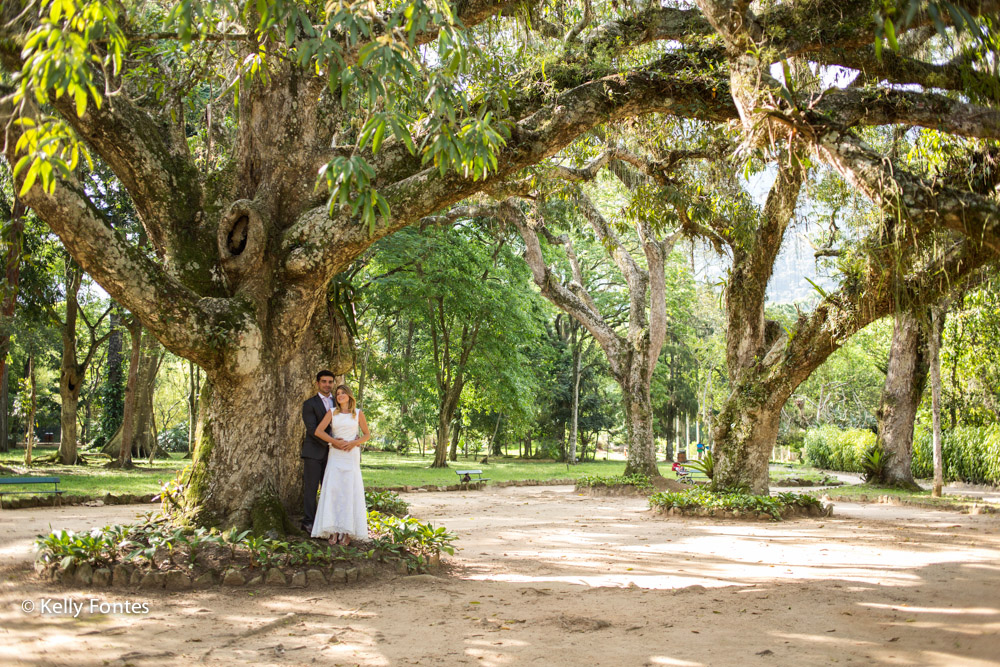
left=1, top=492, right=157, bottom=510
left=823, top=493, right=998, bottom=514
left=574, top=485, right=652, bottom=497
left=652, top=504, right=833, bottom=521
left=34, top=552, right=442, bottom=591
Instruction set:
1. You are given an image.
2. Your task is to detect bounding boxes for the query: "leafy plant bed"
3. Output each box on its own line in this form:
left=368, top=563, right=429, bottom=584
left=649, top=488, right=832, bottom=521
left=34, top=509, right=456, bottom=590
left=575, top=473, right=655, bottom=496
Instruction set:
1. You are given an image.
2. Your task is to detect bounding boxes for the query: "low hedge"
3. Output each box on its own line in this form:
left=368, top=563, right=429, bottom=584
left=575, top=473, right=654, bottom=492
left=804, top=424, right=1000, bottom=486
left=649, top=488, right=825, bottom=521
left=912, top=425, right=1000, bottom=486
left=803, top=425, right=875, bottom=473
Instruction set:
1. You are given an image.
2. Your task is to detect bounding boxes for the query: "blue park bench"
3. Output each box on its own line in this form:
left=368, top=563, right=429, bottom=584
left=0, top=476, right=63, bottom=506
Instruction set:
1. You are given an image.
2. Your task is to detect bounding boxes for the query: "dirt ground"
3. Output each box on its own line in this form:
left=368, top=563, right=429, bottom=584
left=1, top=485, right=999, bottom=666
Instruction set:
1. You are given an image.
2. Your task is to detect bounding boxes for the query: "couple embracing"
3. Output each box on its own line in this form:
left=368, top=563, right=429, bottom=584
left=301, top=370, right=371, bottom=546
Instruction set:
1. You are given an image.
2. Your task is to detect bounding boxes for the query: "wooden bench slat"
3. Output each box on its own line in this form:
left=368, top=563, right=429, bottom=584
left=0, top=478, right=61, bottom=484
left=0, top=477, right=63, bottom=501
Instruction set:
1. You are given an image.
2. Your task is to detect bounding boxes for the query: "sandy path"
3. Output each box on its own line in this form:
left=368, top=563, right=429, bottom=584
left=1, top=486, right=998, bottom=666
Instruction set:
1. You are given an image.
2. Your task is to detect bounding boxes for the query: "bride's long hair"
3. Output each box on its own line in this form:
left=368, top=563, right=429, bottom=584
left=332, top=384, right=357, bottom=418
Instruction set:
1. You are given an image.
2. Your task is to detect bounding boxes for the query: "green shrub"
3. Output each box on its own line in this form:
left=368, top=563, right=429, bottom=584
left=911, top=425, right=933, bottom=478
left=36, top=510, right=456, bottom=574
left=811, top=424, right=1000, bottom=486
left=364, top=489, right=409, bottom=517
left=648, top=488, right=823, bottom=521
left=686, top=451, right=714, bottom=479
left=913, top=424, right=1000, bottom=485
left=576, top=473, right=654, bottom=491
left=157, top=423, right=190, bottom=452
left=861, top=443, right=892, bottom=483
left=803, top=425, right=875, bottom=473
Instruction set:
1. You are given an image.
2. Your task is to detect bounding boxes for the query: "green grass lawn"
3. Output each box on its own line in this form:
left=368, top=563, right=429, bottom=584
left=1, top=447, right=187, bottom=498
left=767, top=464, right=839, bottom=483
left=360, top=451, right=631, bottom=487
left=2, top=446, right=656, bottom=500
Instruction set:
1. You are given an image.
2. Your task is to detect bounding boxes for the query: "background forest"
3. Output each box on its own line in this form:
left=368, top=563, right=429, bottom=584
left=3, top=162, right=998, bottom=482
left=2, top=0, right=999, bottom=508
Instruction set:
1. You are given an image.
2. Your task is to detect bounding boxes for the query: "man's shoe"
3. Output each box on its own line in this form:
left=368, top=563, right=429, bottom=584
left=300, top=523, right=312, bottom=533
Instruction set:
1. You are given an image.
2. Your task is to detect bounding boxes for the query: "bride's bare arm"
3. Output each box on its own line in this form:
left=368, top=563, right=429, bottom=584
left=349, top=411, right=371, bottom=449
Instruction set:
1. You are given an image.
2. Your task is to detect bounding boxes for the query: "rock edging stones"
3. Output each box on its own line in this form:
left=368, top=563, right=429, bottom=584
left=653, top=504, right=833, bottom=521
left=1, top=492, right=157, bottom=510
left=823, top=493, right=997, bottom=514
left=35, top=553, right=443, bottom=590
left=574, top=484, right=652, bottom=497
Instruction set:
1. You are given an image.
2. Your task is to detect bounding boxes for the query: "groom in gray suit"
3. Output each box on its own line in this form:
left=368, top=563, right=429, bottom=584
left=301, top=370, right=338, bottom=533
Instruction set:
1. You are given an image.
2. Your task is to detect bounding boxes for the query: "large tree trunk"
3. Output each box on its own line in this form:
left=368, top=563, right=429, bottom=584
left=432, top=383, right=462, bottom=468
left=622, top=376, right=658, bottom=477
left=449, top=411, right=462, bottom=462
left=182, top=305, right=352, bottom=529
left=57, top=262, right=84, bottom=464
left=102, top=331, right=164, bottom=459
left=116, top=319, right=144, bottom=468
left=568, top=328, right=582, bottom=465
left=712, top=389, right=783, bottom=494
left=876, top=311, right=928, bottom=489
left=0, top=196, right=25, bottom=454
left=929, top=306, right=946, bottom=497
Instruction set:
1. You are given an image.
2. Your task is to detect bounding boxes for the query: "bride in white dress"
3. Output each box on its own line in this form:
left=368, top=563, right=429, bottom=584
left=311, top=384, right=370, bottom=546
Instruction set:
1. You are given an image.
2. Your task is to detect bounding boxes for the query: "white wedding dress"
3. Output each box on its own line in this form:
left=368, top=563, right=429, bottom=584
left=311, top=409, right=368, bottom=540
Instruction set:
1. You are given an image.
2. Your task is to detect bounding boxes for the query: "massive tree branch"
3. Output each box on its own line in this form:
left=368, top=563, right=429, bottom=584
left=281, top=63, right=736, bottom=281
left=816, top=88, right=1000, bottom=140
left=808, top=126, right=1000, bottom=253
left=725, top=160, right=805, bottom=382
left=811, top=48, right=1000, bottom=100
left=0, top=47, right=209, bottom=279
left=509, top=202, right=627, bottom=376
left=2, top=145, right=238, bottom=371
left=640, top=223, right=683, bottom=375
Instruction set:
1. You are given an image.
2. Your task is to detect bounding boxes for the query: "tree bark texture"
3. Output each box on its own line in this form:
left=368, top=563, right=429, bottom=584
left=449, top=414, right=462, bottom=462
left=116, top=319, right=144, bottom=468
left=102, top=330, right=163, bottom=458
left=929, top=306, right=946, bottom=496
left=433, top=383, right=462, bottom=468
left=0, top=196, right=25, bottom=453
left=24, top=355, right=36, bottom=465
left=184, top=305, right=352, bottom=527
left=876, top=311, right=928, bottom=489
left=57, top=262, right=84, bottom=464
left=568, top=330, right=582, bottom=465
left=513, top=179, right=679, bottom=478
